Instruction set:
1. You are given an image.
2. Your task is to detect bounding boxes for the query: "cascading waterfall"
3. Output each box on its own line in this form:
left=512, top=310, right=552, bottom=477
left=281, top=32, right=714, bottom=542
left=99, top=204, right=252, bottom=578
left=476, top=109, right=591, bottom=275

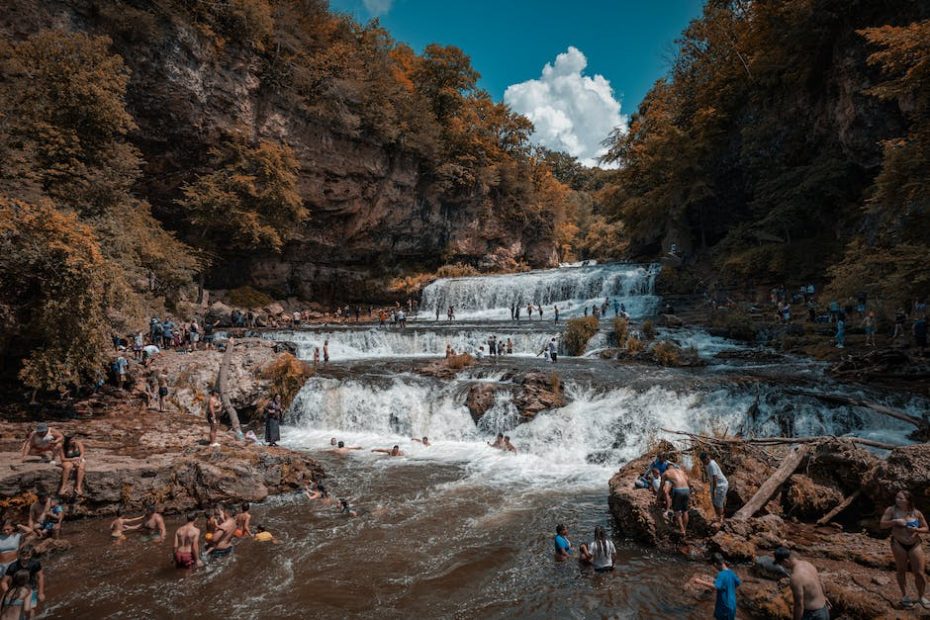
left=421, top=263, right=661, bottom=320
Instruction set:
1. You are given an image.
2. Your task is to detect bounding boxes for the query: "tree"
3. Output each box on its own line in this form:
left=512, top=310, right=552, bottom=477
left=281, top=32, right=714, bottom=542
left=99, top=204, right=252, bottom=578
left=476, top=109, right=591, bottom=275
left=177, top=136, right=308, bottom=253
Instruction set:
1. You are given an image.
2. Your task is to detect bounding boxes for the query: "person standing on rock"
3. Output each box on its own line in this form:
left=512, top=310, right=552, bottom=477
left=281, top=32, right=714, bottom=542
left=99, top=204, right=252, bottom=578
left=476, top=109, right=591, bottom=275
left=700, top=452, right=728, bottom=527
left=510, top=303, right=515, bottom=320
left=548, top=339, right=557, bottom=363
left=323, top=340, right=330, bottom=364
left=206, top=389, right=221, bottom=446
left=527, top=304, right=533, bottom=319
left=554, top=305, right=559, bottom=324
left=264, top=395, right=283, bottom=447
left=21, top=423, right=63, bottom=462
left=661, top=465, right=691, bottom=536
left=173, top=513, right=202, bottom=569
left=157, top=371, right=169, bottom=412
left=880, top=490, right=929, bottom=609
left=773, top=547, right=831, bottom=619
left=313, top=347, right=320, bottom=366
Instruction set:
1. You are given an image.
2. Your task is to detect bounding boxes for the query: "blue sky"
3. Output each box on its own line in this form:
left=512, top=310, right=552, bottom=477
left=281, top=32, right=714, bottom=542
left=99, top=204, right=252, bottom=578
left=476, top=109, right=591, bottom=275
left=328, top=0, right=705, bottom=165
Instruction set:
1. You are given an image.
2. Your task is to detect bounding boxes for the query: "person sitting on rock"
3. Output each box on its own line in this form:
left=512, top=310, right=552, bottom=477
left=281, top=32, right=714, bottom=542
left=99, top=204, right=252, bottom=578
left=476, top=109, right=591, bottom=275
left=21, top=495, right=63, bottom=541
left=55, top=436, right=86, bottom=498
left=660, top=465, right=691, bottom=536
left=21, top=424, right=63, bottom=462
left=206, top=389, right=221, bottom=447
left=371, top=445, right=405, bottom=457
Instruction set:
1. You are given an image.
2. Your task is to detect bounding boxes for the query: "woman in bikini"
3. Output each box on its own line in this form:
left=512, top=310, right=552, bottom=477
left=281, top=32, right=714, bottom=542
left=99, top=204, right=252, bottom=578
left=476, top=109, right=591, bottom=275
left=0, top=570, right=33, bottom=620
left=881, top=490, right=929, bottom=609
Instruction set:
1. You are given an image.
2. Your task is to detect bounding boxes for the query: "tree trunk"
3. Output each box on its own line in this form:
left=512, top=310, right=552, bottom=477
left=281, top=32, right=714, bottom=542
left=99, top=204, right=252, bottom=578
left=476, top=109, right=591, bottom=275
left=816, top=490, right=861, bottom=526
left=217, top=337, right=242, bottom=436
left=733, top=444, right=810, bottom=520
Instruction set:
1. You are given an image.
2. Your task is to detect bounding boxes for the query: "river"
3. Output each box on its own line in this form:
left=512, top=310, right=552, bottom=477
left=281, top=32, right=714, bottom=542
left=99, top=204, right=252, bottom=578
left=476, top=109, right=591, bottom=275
left=42, top=264, right=924, bottom=619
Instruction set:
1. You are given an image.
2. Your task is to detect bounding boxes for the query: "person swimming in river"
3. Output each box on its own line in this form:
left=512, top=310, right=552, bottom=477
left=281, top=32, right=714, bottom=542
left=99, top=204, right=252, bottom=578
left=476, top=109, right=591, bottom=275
left=579, top=526, right=617, bottom=573
left=488, top=433, right=504, bottom=449
left=372, top=445, right=405, bottom=457
left=205, top=509, right=238, bottom=561
left=253, top=525, right=280, bottom=544
left=330, top=441, right=363, bottom=456
left=140, top=503, right=167, bottom=542
left=554, top=524, right=573, bottom=561
left=173, top=513, right=201, bottom=569
left=340, top=499, right=358, bottom=517
left=411, top=436, right=430, bottom=446
left=503, top=436, right=517, bottom=453
left=110, top=509, right=144, bottom=542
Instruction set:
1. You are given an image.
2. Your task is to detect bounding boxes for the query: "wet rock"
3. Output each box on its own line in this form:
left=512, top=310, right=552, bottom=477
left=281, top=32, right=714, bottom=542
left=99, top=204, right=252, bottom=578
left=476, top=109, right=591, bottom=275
left=710, top=530, right=757, bottom=562
left=659, top=314, right=684, bottom=328
left=738, top=579, right=792, bottom=619
left=466, top=383, right=498, bottom=424
left=512, top=372, right=566, bottom=419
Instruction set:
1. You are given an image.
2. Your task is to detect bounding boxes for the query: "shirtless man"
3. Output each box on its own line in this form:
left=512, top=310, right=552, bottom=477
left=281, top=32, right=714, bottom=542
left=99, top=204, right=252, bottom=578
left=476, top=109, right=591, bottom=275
left=340, top=499, right=358, bottom=517
left=21, top=424, right=64, bottom=461
left=372, top=445, right=404, bottom=457
left=488, top=433, right=504, bottom=449
left=774, top=548, right=830, bottom=620
left=661, top=465, right=691, bottom=536
left=411, top=436, right=431, bottom=446
left=207, top=509, right=238, bottom=560
left=503, top=436, right=517, bottom=453
left=173, top=513, right=202, bottom=569
left=206, top=389, right=221, bottom=446
left=141, top=504, right=167, bottom=542
left=330, top=441, right=362, bottom=456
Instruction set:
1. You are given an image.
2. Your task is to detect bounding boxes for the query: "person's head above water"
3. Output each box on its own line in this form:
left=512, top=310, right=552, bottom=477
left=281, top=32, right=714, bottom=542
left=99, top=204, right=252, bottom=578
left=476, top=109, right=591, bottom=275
left=317, top=483, right=328, bottom=497
left=422, top=436, right=429, bottom=443
left=338, top=441, right=345, bottom=448
left=391, top=445, right=400, bottom=455
left=330, top=437, right=337, bottom=445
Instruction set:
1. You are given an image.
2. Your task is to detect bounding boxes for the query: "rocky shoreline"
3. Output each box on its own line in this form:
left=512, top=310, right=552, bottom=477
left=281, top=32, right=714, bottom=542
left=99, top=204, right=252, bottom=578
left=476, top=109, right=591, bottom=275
left=609, top=439, right=930, bottom=618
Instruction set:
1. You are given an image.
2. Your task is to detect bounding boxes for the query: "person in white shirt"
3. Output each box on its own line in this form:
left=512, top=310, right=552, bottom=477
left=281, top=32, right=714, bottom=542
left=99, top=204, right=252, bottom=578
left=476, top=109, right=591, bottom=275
left=580, top=526, right=617, bottom=573
left=701, top=452, right=729, bottom=526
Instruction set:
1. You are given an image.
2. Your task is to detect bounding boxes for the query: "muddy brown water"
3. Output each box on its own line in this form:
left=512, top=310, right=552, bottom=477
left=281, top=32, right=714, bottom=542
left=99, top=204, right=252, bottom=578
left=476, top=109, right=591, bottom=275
left=41, top=453, right=715, bottom=619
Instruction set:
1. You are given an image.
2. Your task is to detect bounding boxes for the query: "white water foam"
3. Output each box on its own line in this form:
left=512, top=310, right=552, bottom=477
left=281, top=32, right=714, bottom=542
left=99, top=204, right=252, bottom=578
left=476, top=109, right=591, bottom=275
left=421, top=263, right=660, bottom=321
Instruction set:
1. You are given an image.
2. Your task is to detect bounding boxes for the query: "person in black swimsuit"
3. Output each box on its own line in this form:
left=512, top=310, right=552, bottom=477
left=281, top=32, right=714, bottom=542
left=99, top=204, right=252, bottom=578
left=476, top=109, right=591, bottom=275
left=880, top=490, right=929, bottom=609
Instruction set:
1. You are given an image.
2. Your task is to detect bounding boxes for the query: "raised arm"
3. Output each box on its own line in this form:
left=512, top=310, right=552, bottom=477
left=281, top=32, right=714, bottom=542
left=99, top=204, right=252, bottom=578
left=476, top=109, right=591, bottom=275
left=879, top=506, right=905, bottom=529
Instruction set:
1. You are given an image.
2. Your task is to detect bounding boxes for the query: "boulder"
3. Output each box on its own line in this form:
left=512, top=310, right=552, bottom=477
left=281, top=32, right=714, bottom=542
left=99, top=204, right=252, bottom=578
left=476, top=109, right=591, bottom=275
left=513, top=372, right=566, bottom=418
left=264, top=302, right=285, bottom=316
left=864, top=443, right=930, bottom=516
left=659, top=314, right=684, bottom=328
left=207, top=301, right=233, bottom=324
left=466, top=383, right=498, bottom=424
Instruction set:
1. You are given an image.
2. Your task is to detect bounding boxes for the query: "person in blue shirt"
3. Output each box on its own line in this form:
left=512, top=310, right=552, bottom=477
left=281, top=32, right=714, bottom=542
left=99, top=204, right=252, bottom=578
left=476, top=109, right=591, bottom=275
left=695, top=553, right=740, bottom=620
left=553, top=524, right=573, bottom=561
left=651, top=453, right=672, bottom=475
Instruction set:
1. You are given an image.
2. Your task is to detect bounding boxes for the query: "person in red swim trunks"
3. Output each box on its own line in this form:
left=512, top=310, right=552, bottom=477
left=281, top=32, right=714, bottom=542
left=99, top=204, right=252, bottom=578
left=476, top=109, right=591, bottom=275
left=173, top=513, right=201, bottom=569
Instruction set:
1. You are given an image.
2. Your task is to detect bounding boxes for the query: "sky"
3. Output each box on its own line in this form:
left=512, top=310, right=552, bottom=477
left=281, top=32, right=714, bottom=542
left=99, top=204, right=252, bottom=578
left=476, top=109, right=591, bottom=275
left=328, top=0, right=705, bottom=166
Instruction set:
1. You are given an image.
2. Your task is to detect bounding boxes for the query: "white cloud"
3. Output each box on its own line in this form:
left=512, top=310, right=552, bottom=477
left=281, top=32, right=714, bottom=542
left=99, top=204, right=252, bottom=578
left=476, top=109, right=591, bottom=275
left=504, top=46, right=627, bottom=168
left=363, top=0, right=393, bottom=16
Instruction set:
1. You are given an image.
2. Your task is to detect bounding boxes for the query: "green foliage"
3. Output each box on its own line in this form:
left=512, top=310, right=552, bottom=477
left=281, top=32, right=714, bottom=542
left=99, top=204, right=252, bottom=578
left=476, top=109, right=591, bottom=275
left=228, top=286, right=274, bottom=308
left=563, top=316, right=600, bottom=356
left=178, top=136, right=307, bottom=252
left=0, top=199, right=110, bottom=390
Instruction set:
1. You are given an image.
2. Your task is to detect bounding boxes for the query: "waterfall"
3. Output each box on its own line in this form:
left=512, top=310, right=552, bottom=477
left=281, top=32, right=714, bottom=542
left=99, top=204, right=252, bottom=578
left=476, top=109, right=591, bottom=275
left=420, top=263, right=661, bottom=320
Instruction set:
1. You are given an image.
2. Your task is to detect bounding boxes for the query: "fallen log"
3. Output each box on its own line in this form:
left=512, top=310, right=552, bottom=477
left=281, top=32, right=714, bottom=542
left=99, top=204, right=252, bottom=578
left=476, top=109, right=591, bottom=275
left=733, top=444, right=810, bottom=520
left=217, top=337, right=243, bottom=436
left=660, top=429, right=898, bottom=451
left=816, top=489, right=862, bottom=526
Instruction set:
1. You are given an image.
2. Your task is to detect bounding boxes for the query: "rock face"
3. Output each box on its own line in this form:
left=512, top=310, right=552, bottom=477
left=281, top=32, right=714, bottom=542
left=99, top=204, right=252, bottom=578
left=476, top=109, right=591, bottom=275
left=465, top=383, right=498, bottom=424
left=865, top=444, right=930, bottom=516
left=0, top=2, right=559, bottom=304
left=509, top=372, right=566, bottom=419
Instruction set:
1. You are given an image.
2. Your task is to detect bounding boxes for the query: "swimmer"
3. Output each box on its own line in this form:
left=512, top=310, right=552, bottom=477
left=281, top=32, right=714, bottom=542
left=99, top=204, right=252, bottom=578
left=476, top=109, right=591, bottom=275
left=141, top=503, right=167, bottom=542
left=330, top=441, right=363, bottom=456
left=173, top=513, right=201, bottom=569
left=488, top=433, right=504, bottom=449
left=253, top=525, right=280, bottom=544
left=554, top=524, right=573, bottom=561
left=371, top=445, right=405, bottom=457
left=110, top=509, right=143, bottom=542
left=340, top=499, right=358, bottom=517
left=503, top=436, right=517, bottom=453
left=308, top=483, right=338, bottom=507
left=206, top=509, right=237, bottom=560
left=235, top=503, right=252, bottom=538
left=411, top=436, right=431, bottom=446
left=329, top=438, right=338, bottom=447
left=579, top=526, right=616, bottom=572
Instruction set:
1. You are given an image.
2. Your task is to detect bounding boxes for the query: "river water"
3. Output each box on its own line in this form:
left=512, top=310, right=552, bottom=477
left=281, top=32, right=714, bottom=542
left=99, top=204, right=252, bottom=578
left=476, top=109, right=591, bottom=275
left=42, top=264, right=925, bottom=619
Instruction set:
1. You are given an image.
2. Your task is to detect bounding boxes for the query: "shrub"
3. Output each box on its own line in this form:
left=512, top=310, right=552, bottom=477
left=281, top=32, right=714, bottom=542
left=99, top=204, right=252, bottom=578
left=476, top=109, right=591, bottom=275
left=642, top=319, right=656, bottom=340
left=228, top=286, right=273, bottom=308
left=652, top=341, right=681, bottom=367
left=436, top=263, right=479, bottom=278
left=563, top=316, right=600, bottom=356
left=626, top=336, right=645, bottom=354
left=260, top=352, right=314, bottom=409
left=613, top=317, right=629, bottom=346
left=446, top=353, right=474, bottom=370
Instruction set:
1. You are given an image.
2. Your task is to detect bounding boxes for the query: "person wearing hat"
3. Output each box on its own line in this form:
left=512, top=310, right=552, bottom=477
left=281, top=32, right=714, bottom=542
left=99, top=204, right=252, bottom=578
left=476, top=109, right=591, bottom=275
left=21, top=424, right=63, bottom=462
